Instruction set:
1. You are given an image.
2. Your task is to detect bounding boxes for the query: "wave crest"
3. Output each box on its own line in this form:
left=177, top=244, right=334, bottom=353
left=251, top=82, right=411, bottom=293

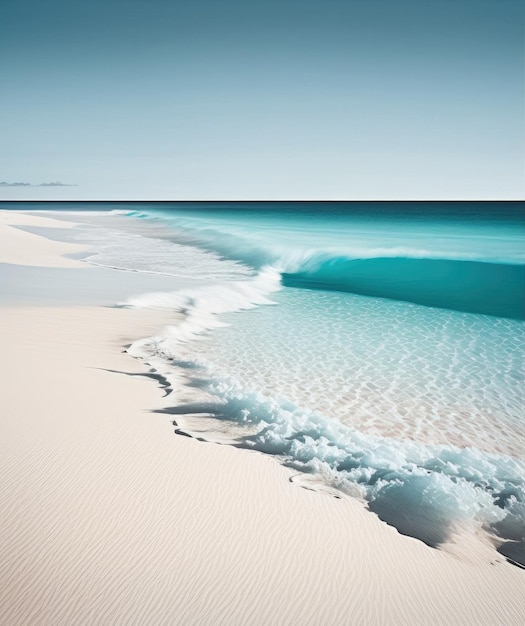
left=123, top=210, right=525, bottom=319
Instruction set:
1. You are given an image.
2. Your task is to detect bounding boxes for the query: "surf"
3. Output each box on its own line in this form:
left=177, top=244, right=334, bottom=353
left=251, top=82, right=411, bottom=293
left=120, top=205, right=525, bottom=319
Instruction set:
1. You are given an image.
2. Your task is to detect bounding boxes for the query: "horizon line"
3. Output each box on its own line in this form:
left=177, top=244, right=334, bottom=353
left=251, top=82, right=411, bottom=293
left=1, top=198, right=524, bottom=203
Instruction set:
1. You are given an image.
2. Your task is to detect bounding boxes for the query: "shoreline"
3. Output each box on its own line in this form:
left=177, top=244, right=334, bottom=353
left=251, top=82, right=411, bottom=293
left=1, top=210, right=523, bottom=625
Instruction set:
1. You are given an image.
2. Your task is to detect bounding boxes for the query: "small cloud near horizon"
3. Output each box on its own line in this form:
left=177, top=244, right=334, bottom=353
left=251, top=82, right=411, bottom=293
left=0, top=181, right=77, bottom=187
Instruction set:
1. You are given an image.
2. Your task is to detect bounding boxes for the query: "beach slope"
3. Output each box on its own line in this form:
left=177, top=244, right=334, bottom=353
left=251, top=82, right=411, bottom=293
left=0, top=211, right=523, bottom=625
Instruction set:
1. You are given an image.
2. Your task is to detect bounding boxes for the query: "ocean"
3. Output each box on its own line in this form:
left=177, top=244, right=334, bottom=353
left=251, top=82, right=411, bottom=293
left=5, top=201, right=525, bottom=558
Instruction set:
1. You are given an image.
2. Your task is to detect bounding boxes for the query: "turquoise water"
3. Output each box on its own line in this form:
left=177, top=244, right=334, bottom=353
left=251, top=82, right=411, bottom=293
left=5, top=201, right=524, bottom=555
left=189, top=288, right=524, bottom=456
left=124, top=203, right=525, bottom=318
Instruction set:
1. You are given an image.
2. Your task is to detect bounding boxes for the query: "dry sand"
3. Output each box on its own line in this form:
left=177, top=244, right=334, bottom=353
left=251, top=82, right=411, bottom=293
left=0, top=211, right=88, bottom=268
left=0, top=211, right=524, bottom=625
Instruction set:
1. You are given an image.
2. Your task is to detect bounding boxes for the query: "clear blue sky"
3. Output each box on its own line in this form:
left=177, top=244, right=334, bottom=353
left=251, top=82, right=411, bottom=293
left=1, top=0, right=523, bottom=199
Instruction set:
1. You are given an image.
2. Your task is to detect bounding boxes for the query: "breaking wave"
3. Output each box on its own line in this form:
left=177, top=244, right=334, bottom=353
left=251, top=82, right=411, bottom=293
left=122, top=209, right=525, bottom=319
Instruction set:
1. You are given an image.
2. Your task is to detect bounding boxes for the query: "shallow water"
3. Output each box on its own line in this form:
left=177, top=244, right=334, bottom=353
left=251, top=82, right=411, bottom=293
left=188, top=288, right=525, bottom=457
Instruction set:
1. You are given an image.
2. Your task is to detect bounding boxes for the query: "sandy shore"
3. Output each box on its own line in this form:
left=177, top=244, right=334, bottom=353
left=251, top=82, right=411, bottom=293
left=0, top=211, right=523, bottom=625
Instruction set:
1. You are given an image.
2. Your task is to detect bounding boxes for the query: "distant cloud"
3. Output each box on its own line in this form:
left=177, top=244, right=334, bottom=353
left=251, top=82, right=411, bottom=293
left=0, top=181, right=77, bottom=187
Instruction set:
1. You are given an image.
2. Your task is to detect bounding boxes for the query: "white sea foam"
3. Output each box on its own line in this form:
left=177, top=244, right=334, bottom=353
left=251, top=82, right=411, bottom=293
left=125, top=267, right=281, bottom=350
left=195, top=375, right=524, bottom=547
left=74, top=224, right=254, bottom=281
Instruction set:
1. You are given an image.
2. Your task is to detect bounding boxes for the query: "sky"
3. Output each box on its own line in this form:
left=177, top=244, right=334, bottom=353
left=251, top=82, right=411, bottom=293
left=1, top=0, right=523, bottom=200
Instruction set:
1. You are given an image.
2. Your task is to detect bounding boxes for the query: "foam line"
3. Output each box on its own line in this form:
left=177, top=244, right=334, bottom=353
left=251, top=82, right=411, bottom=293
left=123, top=272, right=524, bottom=555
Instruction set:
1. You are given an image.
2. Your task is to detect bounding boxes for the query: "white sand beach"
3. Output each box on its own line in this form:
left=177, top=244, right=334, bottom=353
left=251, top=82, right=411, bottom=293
left=1, top=211, right=523, bottom=626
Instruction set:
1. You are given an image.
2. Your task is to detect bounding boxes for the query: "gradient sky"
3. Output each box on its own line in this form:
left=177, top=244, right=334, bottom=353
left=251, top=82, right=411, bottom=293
left=1, top=0, right=523, bottom=199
